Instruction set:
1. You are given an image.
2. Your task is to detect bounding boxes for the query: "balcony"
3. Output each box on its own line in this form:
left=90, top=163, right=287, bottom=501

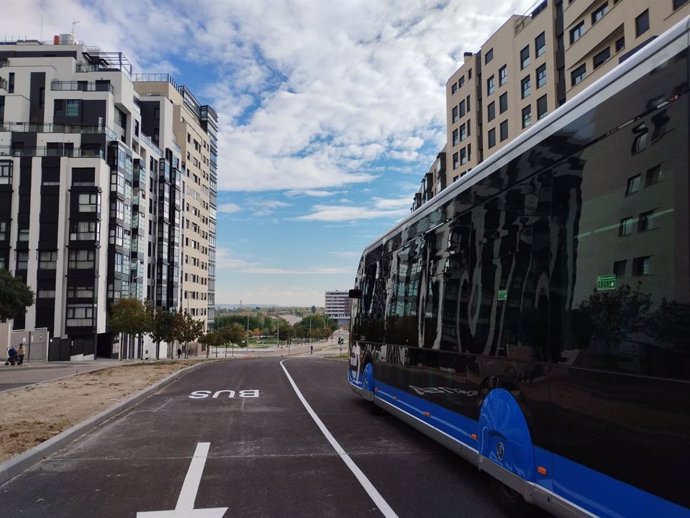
left=0, top=121, right=118, bottom=140
left=0, top=146, right=104, bottom=158
left=51, top=80, right=114, bottom=94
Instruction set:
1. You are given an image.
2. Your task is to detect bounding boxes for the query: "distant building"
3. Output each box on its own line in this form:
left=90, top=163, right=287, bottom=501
left=324, top=290, right=351, bottom=328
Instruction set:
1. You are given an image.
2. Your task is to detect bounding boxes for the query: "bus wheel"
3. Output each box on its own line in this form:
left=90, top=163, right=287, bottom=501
left=489, top=477, right=531, bottom=518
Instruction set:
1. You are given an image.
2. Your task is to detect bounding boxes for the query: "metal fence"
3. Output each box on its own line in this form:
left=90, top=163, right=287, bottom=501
left=11, top=328, right=50, bottom=361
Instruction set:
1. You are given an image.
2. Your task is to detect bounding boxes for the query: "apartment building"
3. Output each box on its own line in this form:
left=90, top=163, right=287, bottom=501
left=133, top=78, right=218, bottom=330
left=425, top=0, right=690, bottom=207
left=564, top=0, right=690, bottom=97
left=0, top=35, right=217, bottom=359
left=411, top=148, right=446, bottom=211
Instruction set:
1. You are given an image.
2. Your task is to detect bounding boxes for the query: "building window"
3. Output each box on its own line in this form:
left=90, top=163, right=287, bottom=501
left=8, top=73, right=14, bottom=94
left=487, top=102, right=496, bottom=122
left=570, top=21, right=585, bottom=44
left=452, top=106, right=458, bottom=123
left=459, top=123, right=467, bottom=141
left=615, top=37, right=625, bottom=52
left=619, top=216, right=634, bottom=236
left=537, top=94, right=548, bottom=119
left=66, top=305, right=94, bottom=326
left=635, top=10, right=649, bottom=37
left=0, top=95, right=5, bottom=125
left=70, top=221, right=99, bottom=241
left=485, top=48, right=494, bottom=64
left=645, top=165, right=662, bottom=186
left=468, top=68, right=472, bottom=79
left=452, top=128, right=459, bottom=146
left=0, top=221, right=7, bottom=241
left=571, top=64, right=586, bottom=86
left=459, top=76, right=465, bottom=87
left=16, top=251, right=28, bottom=270
left=499, top=93, right=508, bottom=114
left=522, top=105, right=532, bottom=128
left=65, top=100, right=80, bottom=117
left=593, top=47, right=611, bottom=69
left=487, top=75, right=495, bottom=96
left=459, top=99, right=466, bottom=117
left=674, top=0, right=689, bottom=10
left=38, top=290, right=56, bottom=299
left=521, top=76, right=531, bottom=99
left=638, top=210, right=657, bottom=232
left=499, top=120, right=508, bottom=141
left=498, top=65, right=507, bottom=86
left=591, top=2, right=609, bottom=24
left=451, top=83, right=457, bottom=95
left=535, top=32, right=546, bottom=57
left=613, top=260, right=627, bottom=278
left=18, top=227, right=29, bottom=241
left=536, top=64, right=547, bottom=88
left=520, top=46, right=530, bottom=69
left=67, top=286, right=94, bottom=298
left=452, top=152, right=459, bottom=170
left=39, top=250, right=58, bottom=270
left=78, top=193, right=100, bottom=213
left=632, top=256, right=652, bottom=276
left=0, top=161, right=11, bottom=184
left=632, top=124, right=648, bottom=154
left=488, top=128, right=496, bottom=149
left=626, top=174, right=641, bottom=195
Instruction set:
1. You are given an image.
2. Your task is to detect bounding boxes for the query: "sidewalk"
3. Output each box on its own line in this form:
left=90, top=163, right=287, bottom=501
left=0, top=358, right=127, bottom=393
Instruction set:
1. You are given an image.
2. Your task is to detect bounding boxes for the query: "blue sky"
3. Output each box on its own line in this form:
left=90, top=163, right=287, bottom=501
left=3, top=0, right=535, bottom=306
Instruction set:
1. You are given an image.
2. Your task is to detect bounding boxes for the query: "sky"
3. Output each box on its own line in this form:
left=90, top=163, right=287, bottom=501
left=2, top=0, right=536, bottom=307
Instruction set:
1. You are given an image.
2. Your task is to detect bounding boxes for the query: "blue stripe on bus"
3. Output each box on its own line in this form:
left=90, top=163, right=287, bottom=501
left=349, top=378, right=689, bottom=518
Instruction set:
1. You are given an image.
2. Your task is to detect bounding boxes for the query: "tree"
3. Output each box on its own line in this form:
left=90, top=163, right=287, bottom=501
left=176, top=310, right=204, bottom=358
left=0, top=269, right=34, bottom=322
left=148, top=307, right=176, bottom=360
left=109, top=298, right=151, bottom=359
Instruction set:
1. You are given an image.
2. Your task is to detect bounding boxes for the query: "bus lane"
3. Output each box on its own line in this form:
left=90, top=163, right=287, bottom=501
left=0, top=358, right=387, bottom=517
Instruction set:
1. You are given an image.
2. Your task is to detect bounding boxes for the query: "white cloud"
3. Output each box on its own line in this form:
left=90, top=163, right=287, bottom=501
left=296, top=195, right=411, bottom=222
left=1, top=0, right=536, bottom=196
left=218, top=203, right=242, bottom=214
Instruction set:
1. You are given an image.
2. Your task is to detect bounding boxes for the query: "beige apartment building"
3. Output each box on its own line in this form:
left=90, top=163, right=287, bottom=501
left=434, top=0, right=690, bottom=200
left=564, top=0, right=690, bottom=97
left=134, top=78, right=217, bottom=330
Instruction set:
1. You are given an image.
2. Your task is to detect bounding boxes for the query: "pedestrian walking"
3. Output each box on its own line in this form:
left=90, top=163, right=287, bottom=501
left=310, top=345, right=313, bottom=355
left=177, top=348, right=182, bottom=359
left=17, top=344, right=25, bottom=365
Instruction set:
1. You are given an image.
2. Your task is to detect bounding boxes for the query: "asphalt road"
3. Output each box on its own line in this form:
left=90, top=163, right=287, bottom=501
left=0, top=357, right=515, bottom=517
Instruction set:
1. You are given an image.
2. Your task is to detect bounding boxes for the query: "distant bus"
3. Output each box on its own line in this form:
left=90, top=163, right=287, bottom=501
left=348, top=16, right=690, bottom=518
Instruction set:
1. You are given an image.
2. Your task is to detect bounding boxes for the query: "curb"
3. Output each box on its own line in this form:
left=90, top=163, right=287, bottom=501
left=0, top=361, right=208, bottom=486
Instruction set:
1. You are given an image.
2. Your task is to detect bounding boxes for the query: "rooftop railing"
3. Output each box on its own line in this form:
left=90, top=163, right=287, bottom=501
left=51, top=80, right=114, bottom=93
left=0, top=146, right=105, bottom=159
left=0, top=121, right=118, bottom=140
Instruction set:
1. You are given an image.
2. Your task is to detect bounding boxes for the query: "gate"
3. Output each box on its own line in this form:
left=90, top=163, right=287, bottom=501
left=11, top=328, right=50, bottom=361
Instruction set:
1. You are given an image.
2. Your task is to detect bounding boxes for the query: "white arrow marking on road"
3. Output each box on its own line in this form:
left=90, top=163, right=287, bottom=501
left=137, top=442, right=228, bottom=518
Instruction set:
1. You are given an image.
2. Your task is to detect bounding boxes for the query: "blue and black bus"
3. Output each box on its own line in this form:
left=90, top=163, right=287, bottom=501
left=348, top=16, right=690, bottom=518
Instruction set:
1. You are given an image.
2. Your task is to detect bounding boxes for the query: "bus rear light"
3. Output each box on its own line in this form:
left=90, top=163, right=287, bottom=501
left=470, top=433, right=478, bottom=441
left=537, top=466, right=547, bottom=476
left=423, top=411, right=431, bottom=417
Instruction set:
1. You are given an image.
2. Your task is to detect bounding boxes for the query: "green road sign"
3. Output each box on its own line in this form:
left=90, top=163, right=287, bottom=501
left=597, top=274, right=616, bottom=291
left=498, top=289, right=508, bottom=301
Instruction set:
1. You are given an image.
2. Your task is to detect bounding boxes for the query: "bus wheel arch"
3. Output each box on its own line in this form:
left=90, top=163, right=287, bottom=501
left=478, top=387, right=537, bottom=514
left=361, top=359, right=375, bottom=399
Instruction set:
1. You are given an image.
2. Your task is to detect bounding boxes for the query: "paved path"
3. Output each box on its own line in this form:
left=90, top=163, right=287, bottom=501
left=0, top=359, right=130, bottom=393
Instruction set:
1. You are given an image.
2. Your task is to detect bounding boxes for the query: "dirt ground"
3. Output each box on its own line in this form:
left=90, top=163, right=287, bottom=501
left=0, top=361, right=198, bottom=464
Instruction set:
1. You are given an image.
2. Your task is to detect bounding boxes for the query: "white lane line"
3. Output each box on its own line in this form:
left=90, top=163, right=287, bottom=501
left=280, top=360, right=398, bottom=518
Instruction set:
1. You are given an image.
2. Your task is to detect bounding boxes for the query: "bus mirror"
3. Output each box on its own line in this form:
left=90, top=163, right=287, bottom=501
left=348, top=289, right=362, bottom=299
